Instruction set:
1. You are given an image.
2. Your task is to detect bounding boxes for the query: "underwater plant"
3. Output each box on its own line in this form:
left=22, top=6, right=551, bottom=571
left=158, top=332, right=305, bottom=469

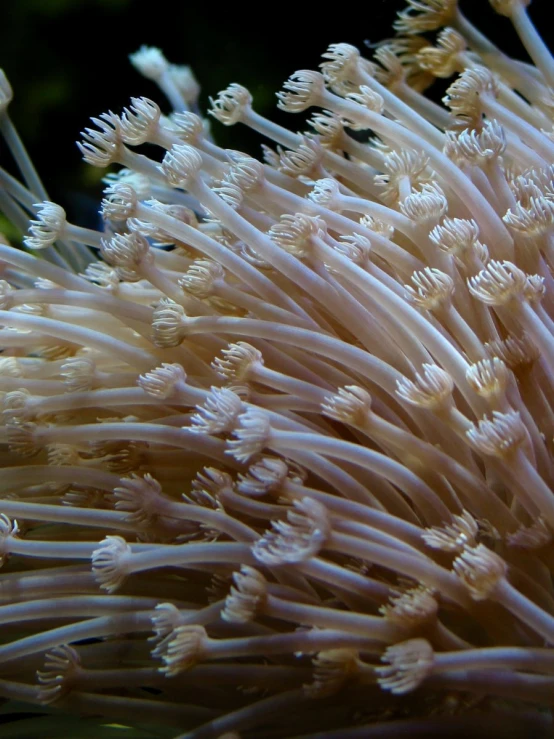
left=0, top=1, right=554, bottom=736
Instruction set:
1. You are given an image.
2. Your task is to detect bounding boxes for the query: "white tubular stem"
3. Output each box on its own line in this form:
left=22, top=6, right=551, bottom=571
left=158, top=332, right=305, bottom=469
left=137, top=203, right=315, bottom=324
left=327, top=532, right=469, bottom=607
left=509, top=3, right=554, bottom=89
left=0, top=310, right=157, bottom=369
left=2, top=422, right=237, bottom=467
left=320, top=90, right=514, bottom=258
left=266, top=428, right=451, bottom=524
left=0, top=499, right=136, bottom=531
left=0, top=611, right=154, bottom=664
left=0, top=595, right=160, bottom=625
left=0, top=244, right=101, bottom=293
left=0, top=115, right=48, bottom=201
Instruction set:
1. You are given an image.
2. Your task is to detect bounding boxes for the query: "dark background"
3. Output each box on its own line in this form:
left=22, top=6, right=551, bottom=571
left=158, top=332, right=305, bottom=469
left=0, top=0, right=552, bottom=229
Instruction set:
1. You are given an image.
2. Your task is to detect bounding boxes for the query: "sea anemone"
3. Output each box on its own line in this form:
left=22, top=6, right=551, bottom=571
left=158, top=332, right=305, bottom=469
left=0, top=1, right=554, bottom=737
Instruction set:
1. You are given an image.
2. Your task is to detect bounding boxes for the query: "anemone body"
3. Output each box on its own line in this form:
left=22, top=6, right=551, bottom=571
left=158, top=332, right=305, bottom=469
left=1, top=2, right=554, bottom=737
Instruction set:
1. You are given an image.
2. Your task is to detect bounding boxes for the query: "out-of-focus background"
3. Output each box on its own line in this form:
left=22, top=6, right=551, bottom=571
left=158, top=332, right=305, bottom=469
left=0, top=0, right=552, bottom=229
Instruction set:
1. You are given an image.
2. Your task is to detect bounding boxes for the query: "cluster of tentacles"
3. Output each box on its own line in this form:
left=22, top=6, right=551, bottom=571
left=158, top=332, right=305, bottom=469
left=0, top=1, right=554, bottom=737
